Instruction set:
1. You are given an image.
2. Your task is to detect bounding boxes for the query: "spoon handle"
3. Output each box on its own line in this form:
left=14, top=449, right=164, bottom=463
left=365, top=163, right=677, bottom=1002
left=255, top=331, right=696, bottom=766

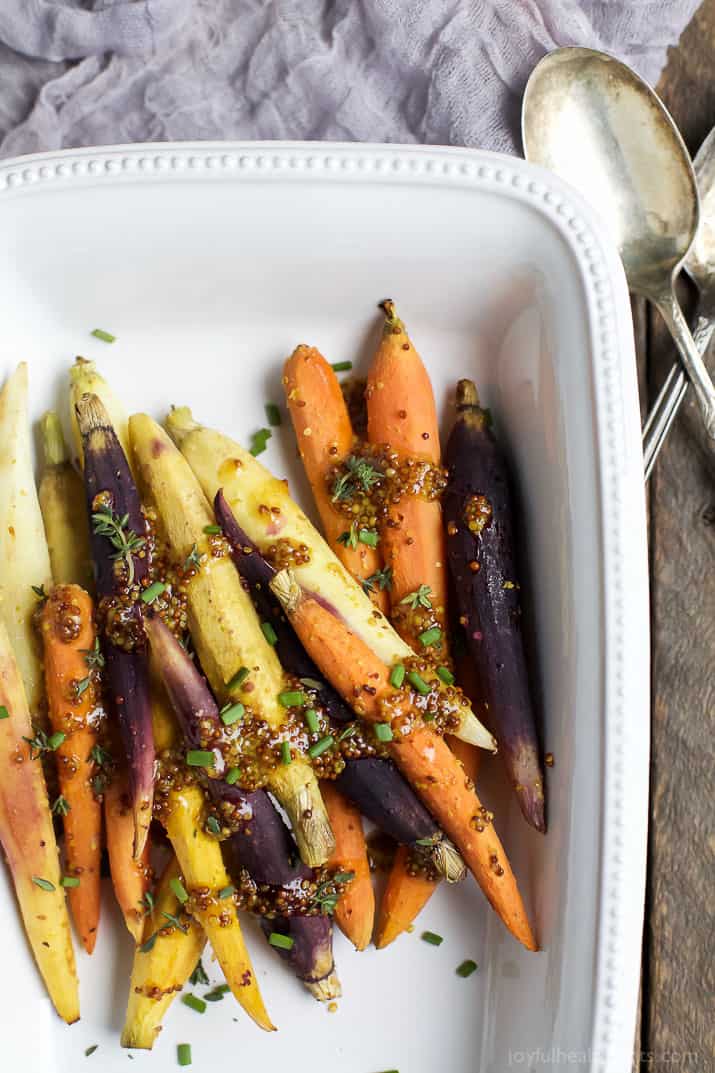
left=642, top=311, right=715, bottom=480
left=651, top=290, right=715, bottom=443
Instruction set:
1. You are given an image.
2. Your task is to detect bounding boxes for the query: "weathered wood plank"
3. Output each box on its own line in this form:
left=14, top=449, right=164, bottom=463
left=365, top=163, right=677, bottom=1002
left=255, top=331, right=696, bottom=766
left=644, top=4, right=715, bottom=1069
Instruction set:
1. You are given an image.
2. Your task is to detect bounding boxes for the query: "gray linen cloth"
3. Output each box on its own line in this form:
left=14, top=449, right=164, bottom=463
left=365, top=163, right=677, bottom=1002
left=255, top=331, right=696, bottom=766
left=0, top=1, right=701, bottom=160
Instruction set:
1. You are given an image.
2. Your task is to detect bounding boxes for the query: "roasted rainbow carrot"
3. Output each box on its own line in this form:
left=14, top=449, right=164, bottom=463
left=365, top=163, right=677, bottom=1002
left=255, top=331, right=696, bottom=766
left=283, top=345, right=388, bottom=611
left=0, top=620, right=79, bottom=1022
left=320, top=781, right=374, bottom=951
left=38, top=585, right=102, bottom=954
left=270, top=569, right=537, bottom=951
left=104, top=768, right=151, bottom=942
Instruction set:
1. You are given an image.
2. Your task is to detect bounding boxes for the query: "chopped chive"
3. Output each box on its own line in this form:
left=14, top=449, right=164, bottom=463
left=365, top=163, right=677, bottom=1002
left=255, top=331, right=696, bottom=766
left=140, top=931, right=158, bottom=953
left=48, top=731, right=66, bottom=750
left=456, top=959, right=478, bottom=977
left=177, top=1043, right=192, bottom=1067
left=421, top=931, right=444, bottom=946
left=330, top=361, right=353, bottom=372
left=85, top=1045, right=98, bottom=1057
left=265, top=402, right=282, bottom=427
left=225, top=767, right=241, bottom=785
left=186, top=750, right=215, bottom=768
left=203, top=984, right=230, bottom=1002
left=227, top=666, right=250, bottom=690
left=261, top=621, right=278, bottom=645
left=280, top=741, right=292, bottom=765
left=358, top=528, right=379, bottom=547
left=140, top=581, right=166, bottom=605
left=170, top=877, right=189, bottom=904
left=203, top=524, right=221, bottom=535
left=299, top=677, right=323, bottom=691
left=249, top=428, right=272, bottom=456
left=374, top=722, right=393, bottom=742
left=91, top=328, right=116, bottom=343
left=389, top=663, right=406, bottom=688
left=220, top=702, right=244, bottom=726
left=419, top=627, right=442, bottom=648
left=278, top=690, right=305, bottom=708
left=206, top=815, right=221, bottom=835
left=32, top=876, right=55, bottom=892
left=0, top=705, right=8, bottom=719
left=189, top=959, right=209, bottom=987
left=218, top=885, right=235, bottom=899
left=60, top=876, right=80, bottom=888
left=407, top=671, right=430, bottom=696
left=304, top=708, right=320, bottom=733
left=308, top=735, right=334, bottom=759
left=436, top=665, right=455, bottom=685
left=181, top=994, right=206, bottom=1014
left=268, top=932, right=294, bottom=950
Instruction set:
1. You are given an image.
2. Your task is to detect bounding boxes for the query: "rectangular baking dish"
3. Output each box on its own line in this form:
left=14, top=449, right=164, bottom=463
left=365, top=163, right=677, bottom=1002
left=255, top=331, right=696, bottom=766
left=0, top=142, right=649, bottom=1073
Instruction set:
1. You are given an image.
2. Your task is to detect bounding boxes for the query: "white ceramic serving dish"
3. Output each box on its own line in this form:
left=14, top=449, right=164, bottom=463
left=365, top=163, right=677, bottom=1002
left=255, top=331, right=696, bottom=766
left=0, top=142, right=649, bottom=1073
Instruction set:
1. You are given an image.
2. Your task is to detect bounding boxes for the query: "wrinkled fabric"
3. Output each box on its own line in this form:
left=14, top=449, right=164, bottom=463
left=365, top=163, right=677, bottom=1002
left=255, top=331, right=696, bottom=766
left=0, top=1, right=700, bottom=160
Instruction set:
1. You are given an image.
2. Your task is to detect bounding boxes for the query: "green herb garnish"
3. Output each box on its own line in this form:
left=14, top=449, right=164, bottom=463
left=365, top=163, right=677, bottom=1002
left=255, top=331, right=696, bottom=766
left=189, top=959, right=209, bottom=987
left=91, top=505, right=146, bottom=586
left=422, top=931, right=444, bottom=946
left=206, top=815, right=221, bottom=835
left=362, top=566, right=392, bottom=593
left=0, top=706, right=8, bottom=720
left=186, top=750, right=215, bottom=768
left=299, top=677, right=323, bottom=691
left=225, top=767, right=241, bottom=785
left=400, top=584, right=433, bottom=610
left=91, top=328, right=116, bottom=343
left=32, top=584, right=47, bottom=600
left=184, top=544, right=202, bottom=572
left=308, top=735, right=334, bottom=759
left=60, top=876, right=80, bottom=888
left=265, top=402, right=282, bottom=427
left=407, top=671, right=430, bottom=696
left=280, top=741, right=292, bottom=765
left=177, top=1043, right=192, bottom=1067
left=203, top=525, right=221, bottom=535
left=90, top=743, right=113, bottom=768
left=261, top=621, right=278, bottom=645
left=82, top=638, right=105, bottom=671
left=338, top=723, right=357, bottom=741
left=456, top=959, right=478, bottom=977
left=85, top=1045, right=98, bottom=1057
left=227, top=666, right=250, bottom=690
left=304, top=709, right=320, bottom=734
left=337, top=525, right=359, bottom=549
left=249, top=428, right=272, bottom=456
left=418, top=626, right=442, bottom=648
left=32, top=876, right=55, bottom=892
left=182, top=994, right=206, bottom=1015
left=218, top=885, right=235, bottom=900
left=268, top=932, right=294, bottom=950
left=161, top=910, right=189, bottom=933
left=330, top=361, right=353, bottom=372
left=23, top=729, right=65, bottom=758
left=220, top=702, right=245, bottom=726
left=331, top=455, right=382, bottom=502
left=374, top=722, right=393, bottom=742
left=389, top=664, right=406, bottom=688
left=170, top=877, right=189, bottom=904
left=357, top=528, right=379, bottom=547
left=51, top=795, right=71, bottom=817
left=140, top=581, right=166, bottom=605
left=74, top=675, right=92, bottom=699
left=311, top=871, right=355, bottom=914
left=278, top=690, right=305, bottom=708
left=436, top=666, right=455, bottom=685
left=203, top=984, right=230, bottom=1002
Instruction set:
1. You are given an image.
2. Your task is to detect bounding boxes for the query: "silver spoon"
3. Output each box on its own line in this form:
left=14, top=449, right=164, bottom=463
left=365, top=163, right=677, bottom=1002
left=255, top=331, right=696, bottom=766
left=522, top=47, right=715, bottom=471
left=642, top=125, right=715, bottom=477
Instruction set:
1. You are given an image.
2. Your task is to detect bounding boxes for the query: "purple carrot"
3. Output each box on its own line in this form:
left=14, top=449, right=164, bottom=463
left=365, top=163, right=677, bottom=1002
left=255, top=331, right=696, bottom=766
left=444, top=379, right=546, bottom=832
left=75, top=392, right=153, bottom=857
left=144, top=612, right=340, bottom=1001
left=215, top=489, right=465, bottom=879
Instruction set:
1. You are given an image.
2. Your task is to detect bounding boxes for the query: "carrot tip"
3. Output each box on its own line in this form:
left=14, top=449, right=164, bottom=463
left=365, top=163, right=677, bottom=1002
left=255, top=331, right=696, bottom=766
left=517, top=784, right=547, bottom=834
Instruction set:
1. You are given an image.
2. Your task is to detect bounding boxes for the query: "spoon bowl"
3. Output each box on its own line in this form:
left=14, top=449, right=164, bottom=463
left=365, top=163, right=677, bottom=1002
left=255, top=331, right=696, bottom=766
left=523, top=46, right=715, bottom=444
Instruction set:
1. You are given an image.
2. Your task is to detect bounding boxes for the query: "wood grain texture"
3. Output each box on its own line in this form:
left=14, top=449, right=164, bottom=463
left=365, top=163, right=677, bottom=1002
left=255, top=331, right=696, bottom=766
left=644, top=5, right=715, bottom=1069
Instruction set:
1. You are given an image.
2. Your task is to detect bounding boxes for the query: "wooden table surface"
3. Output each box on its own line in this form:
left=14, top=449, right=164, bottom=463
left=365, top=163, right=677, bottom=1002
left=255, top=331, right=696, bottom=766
left=635, top=4, right=714, bottom=1069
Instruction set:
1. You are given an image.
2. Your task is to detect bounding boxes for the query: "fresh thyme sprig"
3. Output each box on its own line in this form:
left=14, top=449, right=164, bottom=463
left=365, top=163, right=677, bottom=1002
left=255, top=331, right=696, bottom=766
left=399, top=584, right=433, bottom=610
left=331, top=455, right=382, bottom=502
left=91, top=504, right=146, bottom=585
left=362, top=566, right=393, bottom=594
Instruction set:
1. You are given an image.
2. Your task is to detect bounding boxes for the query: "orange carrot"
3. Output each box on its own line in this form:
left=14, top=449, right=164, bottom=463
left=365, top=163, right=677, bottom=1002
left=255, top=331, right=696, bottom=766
left=375, top=846, right=438, bottom=949
left=320, top=781, right=374, bottom=950
left=376, top=733, right=481, bottom=949
left=105, top=768, right=151, bottom=942
left=271, top=570, right=536, bottom=951
left=38, top=584, right=102, bottom=954
left=284, top=344, right=389, bottom=612
left=366, top=300, right=448, bottom=650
